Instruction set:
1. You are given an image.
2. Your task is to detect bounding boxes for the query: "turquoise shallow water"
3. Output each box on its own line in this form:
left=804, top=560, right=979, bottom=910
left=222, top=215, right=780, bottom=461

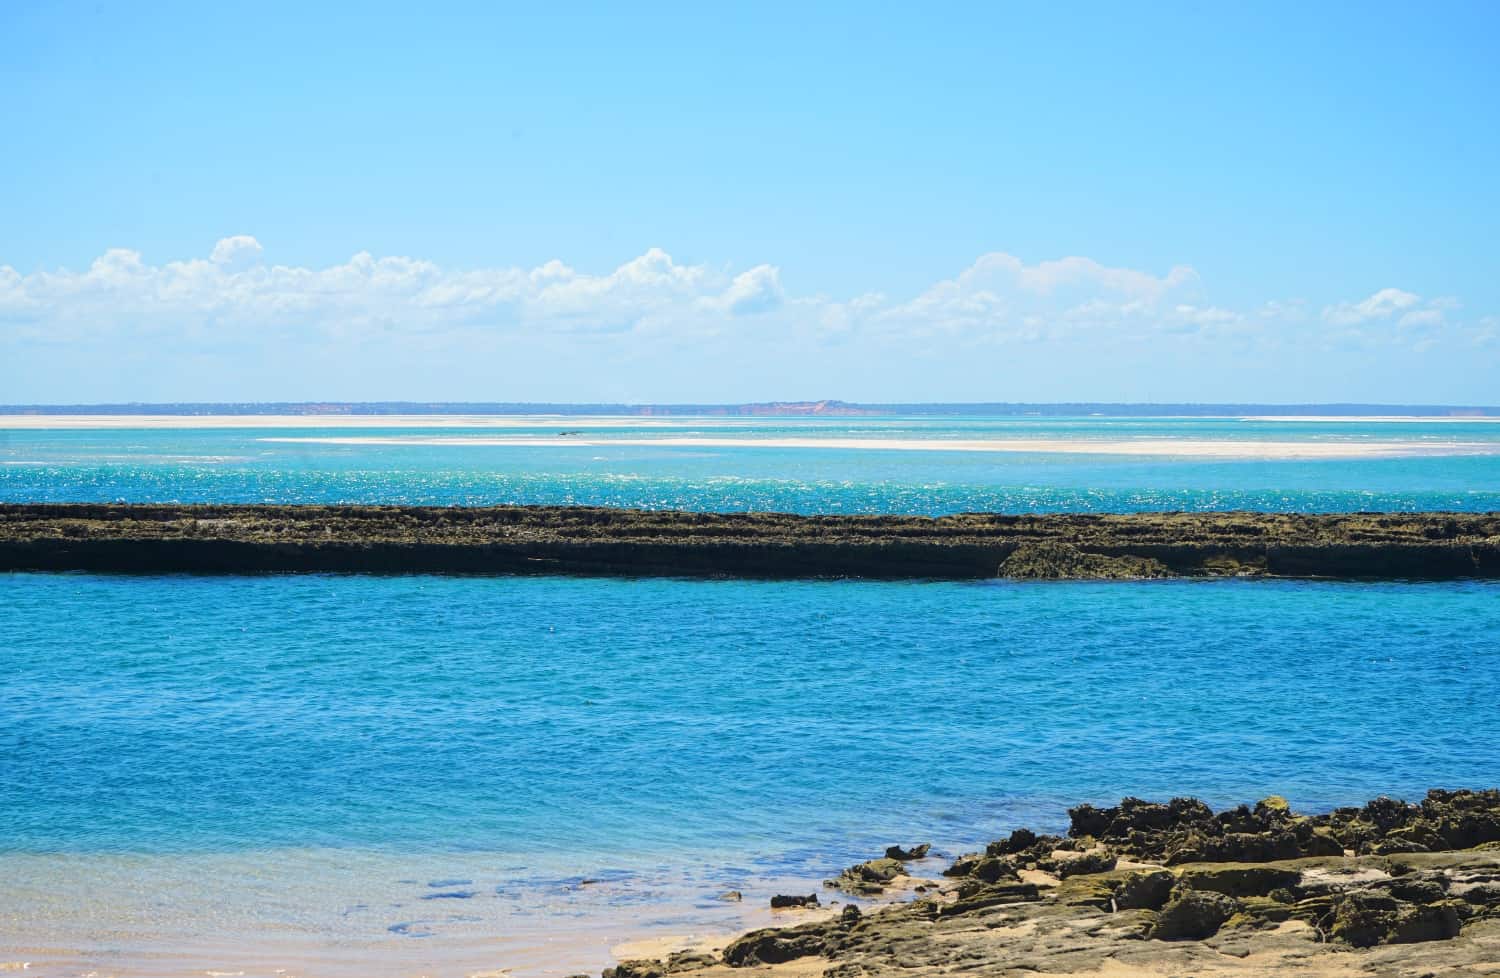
left=4, top=416, right=1500, bottom=512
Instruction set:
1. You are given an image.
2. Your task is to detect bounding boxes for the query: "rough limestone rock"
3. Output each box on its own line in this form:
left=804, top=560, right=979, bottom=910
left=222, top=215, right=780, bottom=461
left=826, top=857, right=907, bottom=895
left=1152, top=889, right=1241, bottom=940
left=721, top=916, right=841, bottom=966
left=986, top=827, right=1038, bottom=856
left=997, top=542, right=1171, bottom=580
left=941, top=881, right=1042, bottom=917
left=1330, top=890, right=1401, bottom=947
left=604, top=791, right=1500, bottom=978
left=7, top=504, right=1498, bottom=580
left=1114, top=869, right=1176, bottom=910
left=602, top=961, right=664, bottom=978
left=769, top=893, right=819, bottom=908
left=1053, top=850, right=1119, bottom=878
left=1176, top=863, right=1302, bottom=897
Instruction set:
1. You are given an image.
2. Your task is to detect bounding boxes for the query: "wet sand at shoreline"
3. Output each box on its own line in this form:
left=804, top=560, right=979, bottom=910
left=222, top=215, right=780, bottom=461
left=0, top=848, right=841, bottom=978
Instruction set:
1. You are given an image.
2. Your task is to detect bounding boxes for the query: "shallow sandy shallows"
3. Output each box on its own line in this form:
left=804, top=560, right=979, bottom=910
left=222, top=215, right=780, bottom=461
left=0, top=848, right=832, bottom=978
left=5, top=413, right=1497, bottom=459
left=256, top=434, right=1499, bottom=459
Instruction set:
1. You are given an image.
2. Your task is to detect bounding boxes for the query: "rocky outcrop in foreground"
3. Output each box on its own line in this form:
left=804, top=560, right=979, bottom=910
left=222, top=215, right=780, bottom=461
left=2, top=504, right=1498, bottom=579
left=601, top=790, right=1500, bottom=978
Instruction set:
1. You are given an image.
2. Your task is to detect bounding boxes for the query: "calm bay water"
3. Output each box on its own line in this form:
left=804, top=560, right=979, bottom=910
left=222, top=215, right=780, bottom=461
left=2, top=574, right=1499, bottom=975
left=2, top=417, right=1498, bottom=975
left=6, top=573, right=1500, bottom=860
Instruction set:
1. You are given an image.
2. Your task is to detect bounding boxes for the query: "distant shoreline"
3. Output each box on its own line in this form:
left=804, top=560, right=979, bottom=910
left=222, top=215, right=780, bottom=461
left=1, top=399, right=1497, bottom=419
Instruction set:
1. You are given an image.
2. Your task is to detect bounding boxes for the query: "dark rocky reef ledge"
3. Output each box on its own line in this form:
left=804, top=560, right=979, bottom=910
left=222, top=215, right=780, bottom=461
left=1, top=503, right=1498, bottom=579
left=600, top=789, right=1500, bottom=978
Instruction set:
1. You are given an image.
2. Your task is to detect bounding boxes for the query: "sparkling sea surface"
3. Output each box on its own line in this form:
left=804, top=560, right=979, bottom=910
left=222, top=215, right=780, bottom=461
left=4, top=415, right=1500, bottom=512
left=1, top=416, right=1498, bottom=976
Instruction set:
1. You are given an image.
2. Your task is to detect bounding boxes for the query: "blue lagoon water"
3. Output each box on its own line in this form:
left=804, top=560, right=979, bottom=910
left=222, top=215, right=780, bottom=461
left=3, top=574, right=1499, bottom=975
left=1, top=416, right=1498, bottom=975
left=6, top=574, right=1499, bottom=858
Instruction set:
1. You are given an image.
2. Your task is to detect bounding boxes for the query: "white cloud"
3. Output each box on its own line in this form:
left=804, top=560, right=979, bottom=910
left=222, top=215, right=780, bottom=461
left=1322, top=287, right=1422, bottom=326
left=864, top=252, right=1202, bottom=341
left=1475, top=316, right=1499, bottom=347
left=209, top=234, right=264, bottom=269
left=1, top=239, right=1492, bottom=367
left=1398, top=309, right=1444, bottom=329
left=710, top=264, right=784, bottom=316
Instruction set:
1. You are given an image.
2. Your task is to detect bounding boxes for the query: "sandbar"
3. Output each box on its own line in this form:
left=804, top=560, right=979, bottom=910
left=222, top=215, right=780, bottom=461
left=256, top=434, right=1499, bottom=459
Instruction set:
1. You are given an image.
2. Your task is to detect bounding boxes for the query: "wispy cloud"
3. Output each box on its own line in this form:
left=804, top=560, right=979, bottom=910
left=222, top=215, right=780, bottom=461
left=1325, top=287, right=1420, bottom=325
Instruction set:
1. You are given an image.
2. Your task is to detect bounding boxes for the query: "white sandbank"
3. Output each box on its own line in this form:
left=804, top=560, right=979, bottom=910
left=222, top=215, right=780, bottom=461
left=1240, top=415, right=1500, bottom=423
left=256, top=434, right=1498, bottom=459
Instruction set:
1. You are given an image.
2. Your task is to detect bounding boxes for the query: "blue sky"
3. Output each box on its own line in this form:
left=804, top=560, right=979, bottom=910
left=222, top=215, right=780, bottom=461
left=2, top=1, right=1497, bottom=404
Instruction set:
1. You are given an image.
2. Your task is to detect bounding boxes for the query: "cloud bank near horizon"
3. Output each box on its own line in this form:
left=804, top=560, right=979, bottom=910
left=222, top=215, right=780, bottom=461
left=1, top=238, right=1494, bottom=403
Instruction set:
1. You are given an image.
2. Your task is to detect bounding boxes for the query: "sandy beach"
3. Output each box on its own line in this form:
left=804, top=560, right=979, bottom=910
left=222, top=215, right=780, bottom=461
left=255, top=434, right=1500, bottom=459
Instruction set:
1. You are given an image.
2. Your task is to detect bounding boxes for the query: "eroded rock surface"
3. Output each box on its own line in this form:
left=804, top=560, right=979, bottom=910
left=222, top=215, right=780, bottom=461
left=606, top=790, right=1500, bottom=977
left=2, top=504, right=1498, bottom=579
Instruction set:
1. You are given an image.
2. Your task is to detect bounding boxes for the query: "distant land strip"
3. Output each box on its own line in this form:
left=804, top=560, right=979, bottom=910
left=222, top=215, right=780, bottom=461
left=2, top=504, right=1497, bottom=580
left=1, top=400, right=1498, bottom=417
